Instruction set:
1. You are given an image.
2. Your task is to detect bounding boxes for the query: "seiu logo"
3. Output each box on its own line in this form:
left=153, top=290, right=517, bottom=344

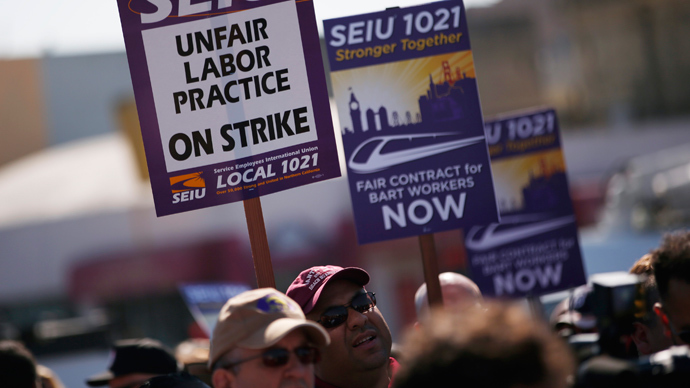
left=131, top=0, right=262, bottom=24
left=171, top=172, right=206, bottom=204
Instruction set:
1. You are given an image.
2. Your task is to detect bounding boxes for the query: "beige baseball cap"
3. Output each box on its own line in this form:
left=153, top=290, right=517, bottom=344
left=208, top=288, right=330, bottom=368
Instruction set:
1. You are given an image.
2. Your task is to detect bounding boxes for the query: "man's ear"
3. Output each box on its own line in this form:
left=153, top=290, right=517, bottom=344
left=654, top=303, right=672, bottom=338
left=631, top=322, right=651, bottom=356
left=212, top=368, right=234, bottom=388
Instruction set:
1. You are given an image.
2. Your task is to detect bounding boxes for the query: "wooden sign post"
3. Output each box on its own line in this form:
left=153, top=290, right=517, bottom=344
left=243, top=198, right=276, bottom=289
left=419, top=234, right=444, bottom=308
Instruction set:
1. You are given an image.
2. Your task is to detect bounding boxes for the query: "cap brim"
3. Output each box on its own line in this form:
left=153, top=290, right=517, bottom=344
left=237, top=317, right=330, bottom=349
left=557, top=312, right=597, bottom=330
left=303, top=267, right=369, bottom=314
left=85, top=370, right=113, bottom=386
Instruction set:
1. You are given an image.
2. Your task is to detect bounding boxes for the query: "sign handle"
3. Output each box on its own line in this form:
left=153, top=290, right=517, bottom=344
left=527, top=295, right=544, bottom=321
left=419, top=234, right=444, bottom=308
left=243, top=197, right=276, bottom=288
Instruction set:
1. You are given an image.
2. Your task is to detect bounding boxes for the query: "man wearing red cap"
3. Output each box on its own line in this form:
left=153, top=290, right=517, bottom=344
left=286, top=265, right=398, bottom=388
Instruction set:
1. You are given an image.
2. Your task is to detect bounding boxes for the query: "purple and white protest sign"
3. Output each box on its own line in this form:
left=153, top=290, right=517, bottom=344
left=116, top=0, right=340, bottom=216
left=464, top=108, right=587, bottom=298
left=324, top=0, right=499, bottom=244
left=179, top=282, right=250, bottom=336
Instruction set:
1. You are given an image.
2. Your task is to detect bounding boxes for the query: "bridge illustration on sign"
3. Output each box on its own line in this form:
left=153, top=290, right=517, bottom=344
left=343, top=60, right=483, bottom=174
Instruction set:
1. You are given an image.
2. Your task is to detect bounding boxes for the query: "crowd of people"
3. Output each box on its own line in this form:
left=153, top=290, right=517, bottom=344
left=2, top=230, right=690, bottom=388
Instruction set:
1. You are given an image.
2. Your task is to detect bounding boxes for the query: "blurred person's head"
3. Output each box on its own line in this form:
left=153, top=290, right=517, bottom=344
left=549, top=285, right=597, bottom=337
left=86, top=338, right=181, bottom=388
left=395, top=302, right=575, bottom=388
left=0, top=340, right=40, bottom=388
left=287, top=265, right=395, bottom=388
left=629, top=254, right=673, bottom=355
left=651, top=230, right=690, bottom=346
left=414, top=272, right=482, bottom=323
left=208, top=288, right=329, bottom=388
left=176, top=339, right=209, bottom=365
left=37, top=364, right=65, bottom=388
left=175, top=338, right=210, bottom=387
left=140, top=372, right=210, bottom=388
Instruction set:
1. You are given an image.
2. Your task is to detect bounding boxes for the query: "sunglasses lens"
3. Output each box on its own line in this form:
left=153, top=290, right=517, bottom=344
left=352, top=292, right=376, bottom=313
left=319, top=307, right=348, bottom=328
left=318, top=292, right=377, bottom=328
left=295, top=346, right=320, bottom=364
left=260, top=347, right=319, bottom=368
left=262, top=348, right=290, bottom=367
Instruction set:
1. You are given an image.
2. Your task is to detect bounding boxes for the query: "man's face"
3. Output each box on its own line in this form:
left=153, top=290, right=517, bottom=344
left=662, top=278, right=690, bottom=345
left=214, top=329, right=314, bottom=388
left=306, top=280, right=392, bottom=382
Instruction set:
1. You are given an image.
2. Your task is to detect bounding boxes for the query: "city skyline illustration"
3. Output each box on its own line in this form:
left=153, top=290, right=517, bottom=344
left=332, top=50, right=477, bottom=136
left=491, top=149, right=571, bottom=215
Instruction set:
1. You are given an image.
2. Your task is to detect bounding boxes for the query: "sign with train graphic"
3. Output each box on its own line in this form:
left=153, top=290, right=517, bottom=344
left=465, top=108, right=587, bottom=297
left=324, top=0, right=499, bottom=244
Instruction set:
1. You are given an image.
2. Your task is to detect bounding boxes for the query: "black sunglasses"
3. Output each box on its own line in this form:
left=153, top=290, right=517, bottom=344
left=220, top=346, right=320, bottom=369
left=317, top=291, right=376, bottom=329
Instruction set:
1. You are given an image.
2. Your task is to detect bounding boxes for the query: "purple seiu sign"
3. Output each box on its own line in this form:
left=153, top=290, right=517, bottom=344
left=116, top=0, right=340, bottom=216
left=324, top=0, right=500, bottom=244
left=464, top=108, right=587, bottom=298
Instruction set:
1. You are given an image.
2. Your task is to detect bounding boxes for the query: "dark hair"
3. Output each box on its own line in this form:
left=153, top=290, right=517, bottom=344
left=651, top=230, right=690, bottom=301
left=140, top=372, right=210, bottom=388
left=395, top=303, right=574, bottom=388
left=629, top=254, right=661, bottom=325
left=0, top=340, right=38, bottom=388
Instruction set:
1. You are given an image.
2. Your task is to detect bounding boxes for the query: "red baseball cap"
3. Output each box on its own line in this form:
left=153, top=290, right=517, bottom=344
left=286, top=265, right=370, bottom=314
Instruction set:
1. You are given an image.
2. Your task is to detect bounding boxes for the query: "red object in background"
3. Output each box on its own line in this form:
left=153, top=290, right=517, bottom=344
left=68, top=237, right=253, bottom=304
left=187, top=321, right=209, bottom=339
left=439, top=236, right=467, bottom=272
left=395, top=277, right=420, bottom=329
left=570, top=180, right=605, bottom=227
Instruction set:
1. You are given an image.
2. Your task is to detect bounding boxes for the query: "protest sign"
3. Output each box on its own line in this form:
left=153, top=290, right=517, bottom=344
left=179, top=282, right=251, bottom=336
left=324, top=0, right=499, bottom=244
left=465, top=108, right=587, bottom=298
left=116, top=0, right=340, bottom=216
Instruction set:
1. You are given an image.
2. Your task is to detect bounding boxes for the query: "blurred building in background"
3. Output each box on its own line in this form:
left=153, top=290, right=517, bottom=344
left=469, top=0, right=690, bottom=125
